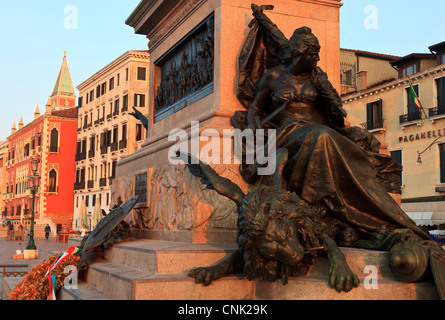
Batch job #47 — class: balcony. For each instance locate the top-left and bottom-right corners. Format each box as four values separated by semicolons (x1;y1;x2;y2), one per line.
88;149;95;159
113;108;119;117
101;146;108;155
106;114;112;121
77;152;87;162
87;180;94;189
121;105;128;113
429;106;445;119
119;139;127;150
362;118;384;131
399;111;422;125
99;178;107;187
110;142;118;152
74;181;86;191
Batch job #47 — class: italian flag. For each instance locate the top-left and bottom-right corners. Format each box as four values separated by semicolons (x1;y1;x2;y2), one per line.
408;77;422;112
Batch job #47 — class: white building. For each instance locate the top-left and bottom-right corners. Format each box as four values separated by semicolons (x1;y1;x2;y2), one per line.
73;50;150;229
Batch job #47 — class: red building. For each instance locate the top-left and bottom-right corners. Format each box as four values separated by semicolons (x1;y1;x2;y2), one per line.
4;53;78;235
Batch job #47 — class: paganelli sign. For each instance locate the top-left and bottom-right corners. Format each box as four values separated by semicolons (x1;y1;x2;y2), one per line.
153;14;214;122
398;128;445;143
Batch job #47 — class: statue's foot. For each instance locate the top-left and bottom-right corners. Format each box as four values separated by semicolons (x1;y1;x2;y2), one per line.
328;260;360;292
188;266;225;286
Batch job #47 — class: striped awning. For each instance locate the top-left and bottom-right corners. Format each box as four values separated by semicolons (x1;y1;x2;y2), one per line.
407;212;445;226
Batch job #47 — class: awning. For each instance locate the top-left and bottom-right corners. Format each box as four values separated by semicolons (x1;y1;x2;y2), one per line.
407;212;445;226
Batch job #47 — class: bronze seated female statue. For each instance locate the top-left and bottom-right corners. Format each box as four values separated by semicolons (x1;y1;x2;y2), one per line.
186;4;445;296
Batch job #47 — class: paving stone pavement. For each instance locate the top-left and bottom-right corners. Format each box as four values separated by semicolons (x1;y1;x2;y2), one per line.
0;237;79;299
0;237;74;266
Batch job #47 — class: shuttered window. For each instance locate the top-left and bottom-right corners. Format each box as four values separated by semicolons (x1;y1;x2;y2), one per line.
366;100;383;130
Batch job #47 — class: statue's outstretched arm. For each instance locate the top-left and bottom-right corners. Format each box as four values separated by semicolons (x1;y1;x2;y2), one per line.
250;4;288;48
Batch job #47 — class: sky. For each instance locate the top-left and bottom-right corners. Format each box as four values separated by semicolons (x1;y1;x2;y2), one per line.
0;0;444;141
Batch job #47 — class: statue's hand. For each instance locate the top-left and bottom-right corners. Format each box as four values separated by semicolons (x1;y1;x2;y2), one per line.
328;257;360;292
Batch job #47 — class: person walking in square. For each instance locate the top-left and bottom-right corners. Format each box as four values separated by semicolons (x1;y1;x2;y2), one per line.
44;224;51;240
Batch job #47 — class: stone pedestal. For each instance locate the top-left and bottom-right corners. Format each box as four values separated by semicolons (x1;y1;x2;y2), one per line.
118;0;343;243
57;238;440;300
24;249;39;260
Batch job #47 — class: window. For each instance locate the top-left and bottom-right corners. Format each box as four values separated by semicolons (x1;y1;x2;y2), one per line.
117;74;120;86
24;144;30;157
405;84;421;121
366;100;383;130
90;90;95;102
81;138;87;155
113;127;119;143
96;85;101;98
441;54;445;65
436;77;445;110
341;68;354;87
134;94;145;107
48;169;57;193
101;82;107;96
135;173;147;203
390;150;403;186
109;77;115;91
114;99;120;115
136;124;142;141
49;128;59;153
401;64;417;78
111;161;117;179
122;123;127;141
78;97;83;108
137;67;147;81
440;144;445;183
126;68;129;81
122;94;128;111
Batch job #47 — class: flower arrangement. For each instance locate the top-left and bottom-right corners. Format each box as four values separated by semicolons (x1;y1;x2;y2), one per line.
8;252;79;300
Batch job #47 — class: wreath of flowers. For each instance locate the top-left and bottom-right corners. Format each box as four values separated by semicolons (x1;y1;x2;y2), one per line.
8;252;79;300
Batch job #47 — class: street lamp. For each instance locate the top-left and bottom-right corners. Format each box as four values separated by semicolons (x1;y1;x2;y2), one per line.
26;158;40;251
416;136;445;166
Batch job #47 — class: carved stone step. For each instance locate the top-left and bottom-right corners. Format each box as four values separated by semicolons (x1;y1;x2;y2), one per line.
57;281;119;300
69;238;237;275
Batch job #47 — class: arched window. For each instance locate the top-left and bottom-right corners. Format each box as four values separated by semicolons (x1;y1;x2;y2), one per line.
48;169;57;193
50;128;59;153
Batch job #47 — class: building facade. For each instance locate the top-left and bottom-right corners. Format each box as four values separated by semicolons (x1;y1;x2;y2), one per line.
342;41;445;227
4;54;78;233
340;48;400;95
73;50;150;229
0;140;9;224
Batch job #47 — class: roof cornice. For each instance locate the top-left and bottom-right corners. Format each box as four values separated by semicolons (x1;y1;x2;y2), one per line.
76;50;149;91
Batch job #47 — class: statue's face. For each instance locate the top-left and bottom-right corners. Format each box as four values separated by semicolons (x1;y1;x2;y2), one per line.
298;47;320;72
254;218;304;266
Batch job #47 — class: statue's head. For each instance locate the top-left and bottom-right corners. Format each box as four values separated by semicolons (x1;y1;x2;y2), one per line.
236;185;325;281
278;27;321;70
289;27;320;55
